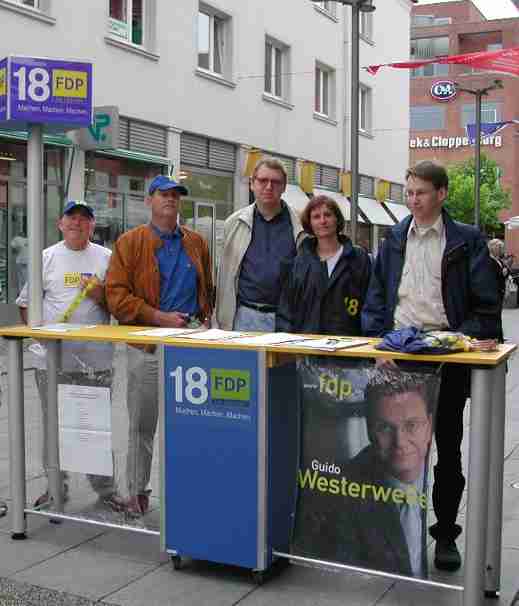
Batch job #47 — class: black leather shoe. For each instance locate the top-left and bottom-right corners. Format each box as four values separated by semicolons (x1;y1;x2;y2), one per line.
434;539;462;571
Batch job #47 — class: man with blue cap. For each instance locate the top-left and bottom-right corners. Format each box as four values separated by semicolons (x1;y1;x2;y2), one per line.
106;174;213;516
17;200;122;511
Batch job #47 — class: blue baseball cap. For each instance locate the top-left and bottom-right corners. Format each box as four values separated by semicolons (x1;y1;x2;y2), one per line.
148;175;189;196
63;200;95;219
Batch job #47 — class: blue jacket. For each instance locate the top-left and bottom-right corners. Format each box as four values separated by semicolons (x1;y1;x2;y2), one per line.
362;210;500;339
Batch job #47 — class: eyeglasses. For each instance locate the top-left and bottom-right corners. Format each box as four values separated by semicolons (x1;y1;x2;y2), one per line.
405;188;435;200
254;177;284;188
374;418;429;438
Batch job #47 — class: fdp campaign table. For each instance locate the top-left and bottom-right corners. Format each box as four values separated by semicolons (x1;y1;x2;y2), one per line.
0;323;514;606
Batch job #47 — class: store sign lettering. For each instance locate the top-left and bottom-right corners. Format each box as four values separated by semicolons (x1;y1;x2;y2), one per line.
431;80;457;101
410;134;502;150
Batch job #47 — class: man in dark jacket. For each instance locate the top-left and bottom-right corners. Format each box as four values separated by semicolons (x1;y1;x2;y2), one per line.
362;160;500;572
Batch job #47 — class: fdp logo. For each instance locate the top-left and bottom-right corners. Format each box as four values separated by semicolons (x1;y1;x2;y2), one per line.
211;369;251;402
430;80;457;102
170;365;251;405
0;68;6;96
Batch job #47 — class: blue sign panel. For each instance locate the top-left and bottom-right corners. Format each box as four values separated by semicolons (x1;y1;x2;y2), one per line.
164;346;260;569
0;58;7;122
3;56;93;126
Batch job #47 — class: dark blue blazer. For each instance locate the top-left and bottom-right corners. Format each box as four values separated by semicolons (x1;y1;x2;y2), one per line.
362;209;500;339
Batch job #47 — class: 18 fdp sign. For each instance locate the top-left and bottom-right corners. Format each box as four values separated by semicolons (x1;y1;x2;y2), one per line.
0;56;93;126
430;80;457;102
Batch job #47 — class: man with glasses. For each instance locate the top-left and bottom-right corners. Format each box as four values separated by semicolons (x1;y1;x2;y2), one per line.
335;371;436;577
216;157;305;331
362;160;500;572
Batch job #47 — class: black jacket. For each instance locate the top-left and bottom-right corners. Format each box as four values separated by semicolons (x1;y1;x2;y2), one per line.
276;235;371;335
334;445;428;578
361;210;500;339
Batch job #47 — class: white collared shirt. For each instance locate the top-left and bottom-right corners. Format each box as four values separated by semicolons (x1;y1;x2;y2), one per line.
394;215;448;331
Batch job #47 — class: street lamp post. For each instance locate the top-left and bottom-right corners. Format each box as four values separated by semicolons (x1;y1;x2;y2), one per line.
312;0;375;245
454;80;503;228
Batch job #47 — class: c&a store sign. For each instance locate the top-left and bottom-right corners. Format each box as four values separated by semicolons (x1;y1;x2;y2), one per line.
410;134;503;150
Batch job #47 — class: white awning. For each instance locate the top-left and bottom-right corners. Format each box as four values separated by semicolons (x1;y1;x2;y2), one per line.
383;201;410;222
283;184;310;214
505;216;519;230
358;196;394;226
313;188;366;223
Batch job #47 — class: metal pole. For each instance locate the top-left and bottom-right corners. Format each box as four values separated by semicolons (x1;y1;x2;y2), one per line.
485;362;506;597
350;1;360;245
474;92;482;228
27;123;44;326
7;338;27;539
464;366;494;606
46;340;63;511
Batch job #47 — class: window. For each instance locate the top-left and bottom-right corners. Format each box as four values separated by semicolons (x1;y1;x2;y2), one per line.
410;37;449;77
412;15;452;27
359;85;372;134
360;11;373;42
410;106;446;130
359;174;375;197
487;43;503;52
20;0;38;6
108;0;145;45
198;10;223;74
461;102;502;127
389;183;404;203
315;63;335;118
314;1;337;16
265;38;289;101
314;164;339;190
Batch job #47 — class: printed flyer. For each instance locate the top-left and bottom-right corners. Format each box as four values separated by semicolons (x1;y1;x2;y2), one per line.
291;358;440;579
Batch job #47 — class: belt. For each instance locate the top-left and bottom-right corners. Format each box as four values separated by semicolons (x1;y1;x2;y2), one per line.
239;300;277;313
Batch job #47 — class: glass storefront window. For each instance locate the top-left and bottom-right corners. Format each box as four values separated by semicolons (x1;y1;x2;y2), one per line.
0;140;64;304
85;155;163;248
180;170;234;269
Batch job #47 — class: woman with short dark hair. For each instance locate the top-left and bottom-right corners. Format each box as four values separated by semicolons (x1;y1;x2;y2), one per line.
276;195;371;335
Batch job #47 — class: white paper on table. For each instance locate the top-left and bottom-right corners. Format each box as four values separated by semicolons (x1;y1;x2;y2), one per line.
32;323;97;332
128;327;197;337
182;328;248;341
279;337;370;351
58;384;113;476
230;332;310;346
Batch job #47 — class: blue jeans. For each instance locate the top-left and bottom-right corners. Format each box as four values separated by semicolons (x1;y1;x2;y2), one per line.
233;305;275;332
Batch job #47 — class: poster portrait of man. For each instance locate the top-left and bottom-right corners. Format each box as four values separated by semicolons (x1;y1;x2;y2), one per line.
291;361;439;580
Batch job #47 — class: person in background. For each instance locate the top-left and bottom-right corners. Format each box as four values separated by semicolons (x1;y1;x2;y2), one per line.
488;238;509;340
16;200;122;511
105;175;213;516
215;158;305;331
276;195;370;335
362;160;500;572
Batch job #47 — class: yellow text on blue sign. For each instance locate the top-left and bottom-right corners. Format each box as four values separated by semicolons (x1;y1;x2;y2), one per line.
0;68;6;96
53;69;88;98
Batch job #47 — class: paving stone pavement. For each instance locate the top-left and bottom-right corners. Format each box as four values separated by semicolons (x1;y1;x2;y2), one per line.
0;311;518;605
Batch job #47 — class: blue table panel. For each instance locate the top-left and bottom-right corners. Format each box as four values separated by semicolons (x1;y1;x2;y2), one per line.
164;346;260;569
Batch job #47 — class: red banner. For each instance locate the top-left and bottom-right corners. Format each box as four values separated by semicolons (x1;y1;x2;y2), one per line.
367;47;519;77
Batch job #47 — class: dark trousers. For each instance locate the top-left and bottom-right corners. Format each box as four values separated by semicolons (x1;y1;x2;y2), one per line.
429;363;471;543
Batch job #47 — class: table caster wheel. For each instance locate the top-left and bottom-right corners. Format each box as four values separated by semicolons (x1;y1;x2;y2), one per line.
252;570;265;585
171;555;182;570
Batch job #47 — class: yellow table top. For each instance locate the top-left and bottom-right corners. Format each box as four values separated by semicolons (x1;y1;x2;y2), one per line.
0;324;515;367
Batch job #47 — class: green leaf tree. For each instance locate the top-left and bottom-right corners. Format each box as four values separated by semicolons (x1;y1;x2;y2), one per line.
445;154;511;237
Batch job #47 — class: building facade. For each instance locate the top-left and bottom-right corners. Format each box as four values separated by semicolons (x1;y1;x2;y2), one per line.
410;0;519;256
0;0;413;321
